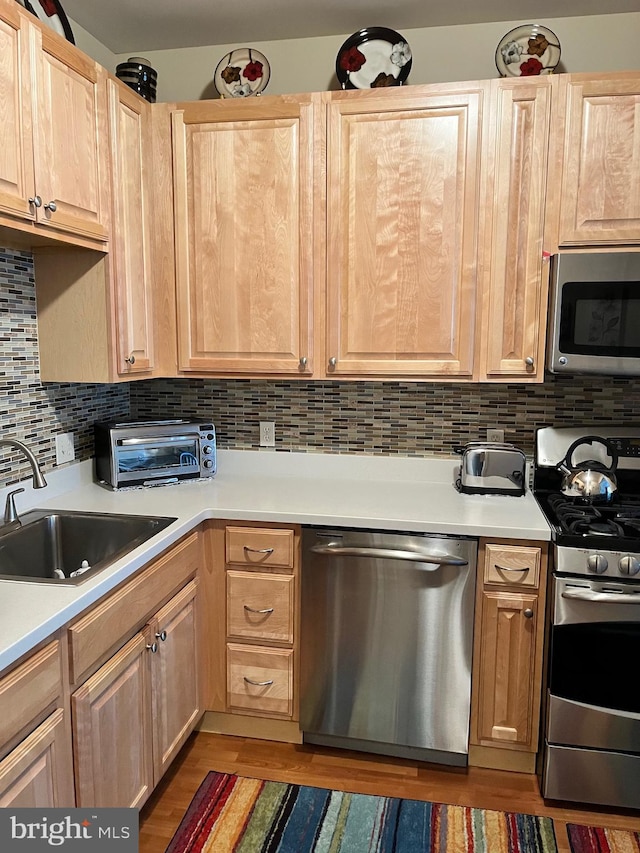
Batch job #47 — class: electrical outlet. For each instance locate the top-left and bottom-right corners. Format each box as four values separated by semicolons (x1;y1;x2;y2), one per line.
487;428;505;444
259;421;275;447
55;432;75;464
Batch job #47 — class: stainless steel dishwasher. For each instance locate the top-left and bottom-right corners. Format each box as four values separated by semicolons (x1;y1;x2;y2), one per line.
300;527;478;766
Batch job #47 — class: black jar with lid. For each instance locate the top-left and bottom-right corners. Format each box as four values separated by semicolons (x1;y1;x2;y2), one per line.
115;56;157;103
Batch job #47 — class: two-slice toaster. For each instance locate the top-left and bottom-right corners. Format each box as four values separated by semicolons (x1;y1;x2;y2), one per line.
456;442;527;496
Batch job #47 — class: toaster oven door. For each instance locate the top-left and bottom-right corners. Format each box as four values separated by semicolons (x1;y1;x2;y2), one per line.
114;433;201;485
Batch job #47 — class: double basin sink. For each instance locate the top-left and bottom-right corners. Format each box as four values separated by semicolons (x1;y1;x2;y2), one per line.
0;509;176;585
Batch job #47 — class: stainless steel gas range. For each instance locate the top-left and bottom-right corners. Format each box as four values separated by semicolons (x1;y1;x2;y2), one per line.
534;427;640;811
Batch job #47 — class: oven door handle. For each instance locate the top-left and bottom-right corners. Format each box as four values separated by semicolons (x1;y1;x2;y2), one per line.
561;588;640;605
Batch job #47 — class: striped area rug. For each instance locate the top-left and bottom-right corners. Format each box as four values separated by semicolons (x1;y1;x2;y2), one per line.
165;771;559;852
567;824;640;853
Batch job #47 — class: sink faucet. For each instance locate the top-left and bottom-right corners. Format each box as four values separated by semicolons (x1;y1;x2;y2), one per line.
0;438;48;526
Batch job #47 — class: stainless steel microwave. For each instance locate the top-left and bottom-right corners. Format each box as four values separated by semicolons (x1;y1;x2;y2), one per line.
94;419;216;489
547;252;640;376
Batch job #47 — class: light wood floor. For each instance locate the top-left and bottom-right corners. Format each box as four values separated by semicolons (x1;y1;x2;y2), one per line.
139;732;640;853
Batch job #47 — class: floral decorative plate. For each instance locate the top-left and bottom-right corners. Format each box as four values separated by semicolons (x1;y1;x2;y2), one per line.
16;0;75;44
495;24;560;77
213;48;270;98
335;27;412;90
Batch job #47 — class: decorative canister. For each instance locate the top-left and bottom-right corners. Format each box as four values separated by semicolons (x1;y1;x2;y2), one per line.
115;56;158;103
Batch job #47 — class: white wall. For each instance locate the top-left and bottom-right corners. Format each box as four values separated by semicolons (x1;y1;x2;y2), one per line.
70;18;117;72
105;12;640;103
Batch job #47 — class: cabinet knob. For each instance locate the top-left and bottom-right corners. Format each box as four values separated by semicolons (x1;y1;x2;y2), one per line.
146;641;158;653
525;356;535;369
523;608;534;619
328;357;337;369
43;201;57;213
125;354;136;365
299;356;308;370
28;195;42;208
155;630;167;642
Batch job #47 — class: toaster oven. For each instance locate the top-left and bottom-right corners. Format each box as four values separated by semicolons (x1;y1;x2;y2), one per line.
94;419;216;489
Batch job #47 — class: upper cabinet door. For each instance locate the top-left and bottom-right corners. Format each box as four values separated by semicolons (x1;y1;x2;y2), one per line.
481;79;552;382
172;96;315;375
0;4;35;221
107;79;154;376
325;85;486;379
31;27;108;241
555;74;640;245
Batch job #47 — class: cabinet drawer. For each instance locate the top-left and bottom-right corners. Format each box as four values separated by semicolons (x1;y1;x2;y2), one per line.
0;641;61;751
68;531;200;685
226;527;294;570
227;644;293;717
227;572;294;643
484;544;540;588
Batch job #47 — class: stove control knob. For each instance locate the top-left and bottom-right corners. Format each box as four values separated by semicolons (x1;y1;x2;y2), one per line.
587;554;608;574
619;555;640;576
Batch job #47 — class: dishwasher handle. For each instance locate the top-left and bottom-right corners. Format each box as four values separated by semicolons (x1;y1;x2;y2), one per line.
309;543;468;567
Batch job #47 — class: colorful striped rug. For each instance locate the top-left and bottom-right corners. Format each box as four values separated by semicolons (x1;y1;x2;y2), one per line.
165;771;559;852
567;823;640;853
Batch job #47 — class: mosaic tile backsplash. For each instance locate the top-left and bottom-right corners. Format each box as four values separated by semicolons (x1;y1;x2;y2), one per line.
0;248;129;488
3;246;640;493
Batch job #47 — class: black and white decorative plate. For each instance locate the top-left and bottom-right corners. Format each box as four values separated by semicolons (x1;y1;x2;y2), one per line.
16;0;75;44
335;27;412;90
213;48;270;98
495;24;560;77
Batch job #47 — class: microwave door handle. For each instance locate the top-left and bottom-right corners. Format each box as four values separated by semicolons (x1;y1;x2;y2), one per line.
118;435;196;446
561;588;640;605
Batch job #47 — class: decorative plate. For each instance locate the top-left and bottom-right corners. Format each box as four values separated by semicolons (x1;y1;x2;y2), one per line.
213;48;270;98
16;0;75;44
495;24;560;77
335;27;412;90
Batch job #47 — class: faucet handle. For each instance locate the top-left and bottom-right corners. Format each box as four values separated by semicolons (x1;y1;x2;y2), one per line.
4;488;25;525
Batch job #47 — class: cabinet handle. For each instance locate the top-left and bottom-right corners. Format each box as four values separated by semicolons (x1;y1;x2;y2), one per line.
243;546;274;555
244;677;274;687
125;354;136;365
328;357;337;369
243;605;274;615
495;564;530;573
299;356;308;370
523;609;534;619
155;630;167;641
146;641;158;653
525;356;535;369
43;201;57;213
28;195;42;208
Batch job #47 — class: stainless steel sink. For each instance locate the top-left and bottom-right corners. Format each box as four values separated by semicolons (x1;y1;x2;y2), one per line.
0;509;176;585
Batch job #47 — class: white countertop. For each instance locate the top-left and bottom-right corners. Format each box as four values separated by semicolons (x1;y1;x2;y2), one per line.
0;449;551;673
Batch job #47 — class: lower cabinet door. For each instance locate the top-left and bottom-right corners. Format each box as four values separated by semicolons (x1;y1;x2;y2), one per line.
0;709;73;807
150;580;200;778
72;632;154;808
475;590;538;748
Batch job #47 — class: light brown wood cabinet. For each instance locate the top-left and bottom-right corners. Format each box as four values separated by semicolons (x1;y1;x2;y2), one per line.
34;76;156;383
0;3;108;246
325;83;487;379
470;539;548;773
70;534;202;808
480;78;552;382
171;96;315;376
0;640;74;807
201;522;300;724
548;72;640;247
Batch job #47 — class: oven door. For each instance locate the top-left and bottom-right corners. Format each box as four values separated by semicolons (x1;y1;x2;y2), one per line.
114;433;202;486
543;574;640;807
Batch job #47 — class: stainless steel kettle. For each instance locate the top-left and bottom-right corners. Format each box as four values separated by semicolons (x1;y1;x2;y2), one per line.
556;435;618;501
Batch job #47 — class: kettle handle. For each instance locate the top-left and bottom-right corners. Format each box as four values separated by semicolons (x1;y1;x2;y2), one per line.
560;435;619;475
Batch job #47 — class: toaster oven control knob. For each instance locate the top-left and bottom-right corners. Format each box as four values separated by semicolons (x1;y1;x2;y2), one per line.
203;459;214;469
587;553;608;574
203;445;213;454
619;555;640;576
